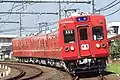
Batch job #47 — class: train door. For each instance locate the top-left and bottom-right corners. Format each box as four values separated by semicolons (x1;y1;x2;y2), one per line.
77;26;92;57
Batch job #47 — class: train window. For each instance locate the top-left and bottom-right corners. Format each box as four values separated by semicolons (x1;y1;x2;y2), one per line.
92;26;104;40
80;28;88;40
63;29;75;43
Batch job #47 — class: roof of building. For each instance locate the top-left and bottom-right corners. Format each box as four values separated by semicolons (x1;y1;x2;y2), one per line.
0;35;17;38
107;21;120;28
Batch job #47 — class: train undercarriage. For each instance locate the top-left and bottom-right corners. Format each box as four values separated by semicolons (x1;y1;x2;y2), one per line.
16;57;107;75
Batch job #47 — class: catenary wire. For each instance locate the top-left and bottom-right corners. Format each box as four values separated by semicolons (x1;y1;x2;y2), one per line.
98;0;118;11
105;7;120;17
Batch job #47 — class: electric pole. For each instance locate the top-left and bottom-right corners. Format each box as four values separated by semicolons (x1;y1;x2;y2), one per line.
92;0;95;14
19;13;22;37
59;0;61;19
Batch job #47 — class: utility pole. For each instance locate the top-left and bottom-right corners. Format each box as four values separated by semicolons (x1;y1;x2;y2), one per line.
19;13;22;37
92;0;95;14
58;0;61;19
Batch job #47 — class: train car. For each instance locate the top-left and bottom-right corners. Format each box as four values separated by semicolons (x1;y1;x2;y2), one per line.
12;12;109;74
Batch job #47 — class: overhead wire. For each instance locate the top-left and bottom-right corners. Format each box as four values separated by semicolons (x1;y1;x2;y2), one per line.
97;0;120;11
24;2;76;33
23;3;72;33
98;0;118;11
105;7;120;17
0;3;24;29
0;1;76;34
0;2;36;33
0;28;18;32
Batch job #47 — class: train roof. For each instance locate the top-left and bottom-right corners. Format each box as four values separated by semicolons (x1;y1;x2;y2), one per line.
59;12;104;23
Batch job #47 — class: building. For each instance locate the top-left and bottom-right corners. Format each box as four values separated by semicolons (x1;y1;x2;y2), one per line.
107;21;120;39
0;35;17;60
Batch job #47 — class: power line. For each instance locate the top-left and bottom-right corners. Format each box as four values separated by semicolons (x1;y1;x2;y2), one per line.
105;7;120;17
98;0;118;11
23;22;57;29
63;0;77;17
97;1;120;11
0;28;18;33
0;0;91;35
0;11;58;15
0;21;19;23
0;0;91;4
0;21;57;33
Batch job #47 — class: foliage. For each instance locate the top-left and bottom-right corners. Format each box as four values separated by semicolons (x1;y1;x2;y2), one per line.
109;40;120;59
107;63;120;75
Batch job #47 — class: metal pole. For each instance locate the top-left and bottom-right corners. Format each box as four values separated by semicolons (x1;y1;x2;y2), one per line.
92;0;95;14
38;23;42;33
59;0;61;19
19;13;22;37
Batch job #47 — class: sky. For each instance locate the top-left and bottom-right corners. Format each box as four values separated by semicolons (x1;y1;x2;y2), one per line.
0;0;119;36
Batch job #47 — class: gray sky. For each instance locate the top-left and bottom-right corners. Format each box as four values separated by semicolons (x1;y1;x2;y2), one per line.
0;0;119;36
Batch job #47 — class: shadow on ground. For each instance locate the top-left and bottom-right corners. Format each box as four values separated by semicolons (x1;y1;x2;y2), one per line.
75;71;115;78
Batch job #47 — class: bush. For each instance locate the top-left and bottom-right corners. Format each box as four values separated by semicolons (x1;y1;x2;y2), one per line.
109;40;120;59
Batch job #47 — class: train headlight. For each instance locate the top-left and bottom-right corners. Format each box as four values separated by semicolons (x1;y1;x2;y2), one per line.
101;43;106;48
65;47;69;52
96;44;100;48
70;46;75;51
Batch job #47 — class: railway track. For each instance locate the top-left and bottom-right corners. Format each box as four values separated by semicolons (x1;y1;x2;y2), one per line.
0;61;119;80
0;62;42;80
72;75;108;80
71;71;119;80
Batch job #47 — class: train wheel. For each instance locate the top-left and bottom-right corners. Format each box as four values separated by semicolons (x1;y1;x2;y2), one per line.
50;59;55;66
38;59;42;64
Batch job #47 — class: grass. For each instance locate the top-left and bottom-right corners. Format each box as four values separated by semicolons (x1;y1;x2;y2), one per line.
107;63;120;75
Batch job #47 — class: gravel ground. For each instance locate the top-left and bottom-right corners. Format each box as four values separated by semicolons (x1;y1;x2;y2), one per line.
1;62;120;80
32;65;120;80
31;66;72;80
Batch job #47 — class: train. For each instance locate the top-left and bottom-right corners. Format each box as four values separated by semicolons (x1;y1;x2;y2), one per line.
12;12;109;75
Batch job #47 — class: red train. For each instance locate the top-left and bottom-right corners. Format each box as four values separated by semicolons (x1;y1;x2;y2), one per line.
12;12;109;74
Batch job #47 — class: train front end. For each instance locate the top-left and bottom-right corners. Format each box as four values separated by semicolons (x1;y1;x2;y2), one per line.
59;13;109;74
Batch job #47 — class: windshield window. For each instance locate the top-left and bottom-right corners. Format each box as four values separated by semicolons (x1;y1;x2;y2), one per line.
92;26;104;40
63;29;75;43
79;28;88;40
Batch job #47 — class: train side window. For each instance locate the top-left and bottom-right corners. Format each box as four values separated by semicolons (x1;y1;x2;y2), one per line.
92;26;104;40
79;28;88;40
63;29;75;43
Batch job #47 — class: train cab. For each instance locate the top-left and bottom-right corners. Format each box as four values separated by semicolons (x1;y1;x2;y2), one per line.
59;12;109;73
